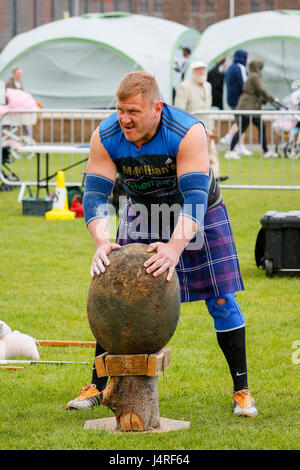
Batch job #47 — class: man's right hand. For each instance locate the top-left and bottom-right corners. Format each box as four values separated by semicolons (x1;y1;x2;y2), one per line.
90;242;121;277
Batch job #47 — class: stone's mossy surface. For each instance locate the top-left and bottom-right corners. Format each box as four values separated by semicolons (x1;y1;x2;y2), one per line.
87;243;181;354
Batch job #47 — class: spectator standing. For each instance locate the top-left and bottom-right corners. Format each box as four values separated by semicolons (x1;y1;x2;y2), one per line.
207;57;226;110
222;50;252;158
5;66;34;138
227;59;278;159
5;66;24;91
175;60;228;182
176;47;192;81
172;47;191;103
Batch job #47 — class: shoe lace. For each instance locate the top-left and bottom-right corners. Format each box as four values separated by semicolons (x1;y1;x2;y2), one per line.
79;383;92;395
234;389;252;406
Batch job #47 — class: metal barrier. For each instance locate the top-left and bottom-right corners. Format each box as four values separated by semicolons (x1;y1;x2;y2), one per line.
1;108;299;196
192;109;300;190
0;108;113;198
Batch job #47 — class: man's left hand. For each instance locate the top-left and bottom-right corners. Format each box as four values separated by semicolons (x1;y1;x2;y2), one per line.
144;241;181;281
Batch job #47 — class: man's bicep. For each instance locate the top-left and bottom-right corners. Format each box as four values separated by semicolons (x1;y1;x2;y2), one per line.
176;123;209;177
86;128;117;181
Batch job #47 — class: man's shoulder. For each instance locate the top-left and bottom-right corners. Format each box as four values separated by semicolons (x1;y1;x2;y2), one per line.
162;103;199;132
99;112;121;142
176;77;194;91
160;104;202;155
5;79;14;88
226;62;240;76
181;77;193;85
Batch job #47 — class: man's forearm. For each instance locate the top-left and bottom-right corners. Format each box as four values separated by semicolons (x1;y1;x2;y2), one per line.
168;214;198;255
87;217;110;249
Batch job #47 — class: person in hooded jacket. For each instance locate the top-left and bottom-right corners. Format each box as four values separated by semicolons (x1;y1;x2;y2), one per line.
222;50;252;158
227;59;278;159
175;61;228;181
225;50;248;109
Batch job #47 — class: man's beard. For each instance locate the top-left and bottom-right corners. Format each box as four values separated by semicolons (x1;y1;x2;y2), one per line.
193;74;206;84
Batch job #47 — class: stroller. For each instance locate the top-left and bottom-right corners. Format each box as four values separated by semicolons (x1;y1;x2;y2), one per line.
0;88;38;189
272;90;300;159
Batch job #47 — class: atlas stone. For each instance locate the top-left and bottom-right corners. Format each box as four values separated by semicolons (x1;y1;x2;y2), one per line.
84;243;189;432
87;243;181;355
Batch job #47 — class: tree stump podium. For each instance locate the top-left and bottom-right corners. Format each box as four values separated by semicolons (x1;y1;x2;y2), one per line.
83;244;189;433
84;348;190;433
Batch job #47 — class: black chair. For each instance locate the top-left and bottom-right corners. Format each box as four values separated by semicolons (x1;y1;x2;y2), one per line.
0;146;19;191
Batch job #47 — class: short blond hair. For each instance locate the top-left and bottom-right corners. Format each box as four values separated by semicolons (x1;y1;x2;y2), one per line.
116;71;161;103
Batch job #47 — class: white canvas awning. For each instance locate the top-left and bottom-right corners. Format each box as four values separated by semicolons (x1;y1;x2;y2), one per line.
0;12;200;108
190;10;300;102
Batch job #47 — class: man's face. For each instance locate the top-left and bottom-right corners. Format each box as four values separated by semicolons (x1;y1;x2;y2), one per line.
192;66;207;84
13;68;22;81
193;67;206;78
116;93;163;147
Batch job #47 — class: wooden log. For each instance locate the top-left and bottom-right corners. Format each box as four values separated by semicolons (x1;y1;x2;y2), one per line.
105;354;148;376
95;351;108;378
96;349;171;432
0;366;24;370
147;348;171;377
38;340;96;347
100;376;160;432
94;348;171;378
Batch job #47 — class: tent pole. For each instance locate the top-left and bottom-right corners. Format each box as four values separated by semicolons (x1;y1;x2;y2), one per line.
74;0;80;16
229;0;235;18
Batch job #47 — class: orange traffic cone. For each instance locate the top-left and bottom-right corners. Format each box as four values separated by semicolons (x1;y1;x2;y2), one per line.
45;171;76;220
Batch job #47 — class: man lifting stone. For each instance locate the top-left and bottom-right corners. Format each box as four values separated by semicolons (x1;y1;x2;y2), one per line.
66;71;257;417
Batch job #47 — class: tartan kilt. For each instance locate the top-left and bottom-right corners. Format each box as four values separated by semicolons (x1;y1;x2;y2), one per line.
116;200;244;303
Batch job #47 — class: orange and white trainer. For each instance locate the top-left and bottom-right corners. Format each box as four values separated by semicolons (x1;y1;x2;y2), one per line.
66;383;101;410
233;389;258;417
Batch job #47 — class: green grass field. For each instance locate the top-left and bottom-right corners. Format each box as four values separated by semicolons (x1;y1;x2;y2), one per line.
0;153;299;450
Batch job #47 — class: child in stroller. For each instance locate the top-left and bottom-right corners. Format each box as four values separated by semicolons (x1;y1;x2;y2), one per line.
272;90;300;159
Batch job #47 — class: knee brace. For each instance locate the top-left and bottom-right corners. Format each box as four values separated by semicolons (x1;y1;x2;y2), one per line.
205;293;245;332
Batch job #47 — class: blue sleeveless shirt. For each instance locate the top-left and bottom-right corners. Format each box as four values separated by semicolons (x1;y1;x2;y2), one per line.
99;103;221;208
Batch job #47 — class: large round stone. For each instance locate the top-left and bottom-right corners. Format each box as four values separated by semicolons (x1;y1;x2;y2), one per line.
87;243;181;354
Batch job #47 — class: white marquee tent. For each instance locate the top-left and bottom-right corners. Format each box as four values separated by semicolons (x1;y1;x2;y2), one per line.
191;10;300;104
0;12;200;108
